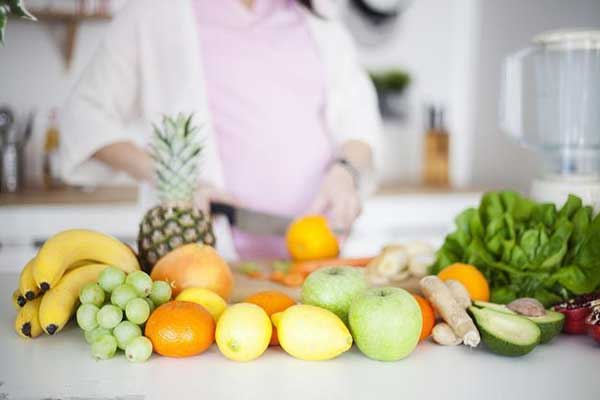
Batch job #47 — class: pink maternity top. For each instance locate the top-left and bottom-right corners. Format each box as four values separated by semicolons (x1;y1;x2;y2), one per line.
193;0;334;259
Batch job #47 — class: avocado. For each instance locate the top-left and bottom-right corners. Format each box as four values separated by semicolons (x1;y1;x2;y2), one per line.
526;311;564;344
473;300;564;343
473;300;517;314
469;307;541;357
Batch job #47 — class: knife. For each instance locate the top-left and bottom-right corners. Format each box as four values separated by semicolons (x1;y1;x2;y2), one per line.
210;202;294;236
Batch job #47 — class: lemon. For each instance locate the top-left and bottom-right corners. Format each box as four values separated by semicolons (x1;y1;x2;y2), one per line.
272;304;353;361
176;287;227;321
216;303;272;362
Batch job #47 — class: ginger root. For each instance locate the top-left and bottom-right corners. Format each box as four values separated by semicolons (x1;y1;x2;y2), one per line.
408;253;435;278
366;245;410;284
420;276;480;347
445;280;472;309
432;323;463;346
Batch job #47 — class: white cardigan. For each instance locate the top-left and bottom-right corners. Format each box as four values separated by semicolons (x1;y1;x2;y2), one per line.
60;0;382;191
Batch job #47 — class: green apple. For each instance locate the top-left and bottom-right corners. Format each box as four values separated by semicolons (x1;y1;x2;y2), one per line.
301;266;367;325
349;287;422;361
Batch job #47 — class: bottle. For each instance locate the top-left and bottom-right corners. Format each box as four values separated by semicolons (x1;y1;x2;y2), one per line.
422;105;450;187
43;109;62;190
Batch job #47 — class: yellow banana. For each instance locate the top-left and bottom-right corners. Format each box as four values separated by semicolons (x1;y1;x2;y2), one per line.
39;263;110;335
69;259;96;269
33;229;140;291
14;296;43;339
19;258;42;300
12;289;27;311
19;258;92;303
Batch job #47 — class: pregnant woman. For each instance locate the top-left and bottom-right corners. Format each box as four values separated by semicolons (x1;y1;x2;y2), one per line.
60;0;381;260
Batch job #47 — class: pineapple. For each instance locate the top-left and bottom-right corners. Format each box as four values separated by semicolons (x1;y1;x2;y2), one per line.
138;114;216;272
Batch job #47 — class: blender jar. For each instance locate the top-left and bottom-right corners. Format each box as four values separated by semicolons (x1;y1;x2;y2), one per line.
501;29;600;208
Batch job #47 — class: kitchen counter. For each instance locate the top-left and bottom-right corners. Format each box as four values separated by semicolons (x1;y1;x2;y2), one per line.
0;189;483;272
1;271;599;400
0;183;486;206
0;186;138;206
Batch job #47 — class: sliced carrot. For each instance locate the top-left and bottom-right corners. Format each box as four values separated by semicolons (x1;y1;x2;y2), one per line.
239;262;265;280
245;271;264;280
289;257;374;276
282;272;304;287
269;270;286;283
272;260;292;274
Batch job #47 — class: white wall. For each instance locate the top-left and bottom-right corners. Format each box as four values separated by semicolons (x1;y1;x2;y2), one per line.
353;0;477;185
469;0;600;191
0;22;105;109
358;0;600;189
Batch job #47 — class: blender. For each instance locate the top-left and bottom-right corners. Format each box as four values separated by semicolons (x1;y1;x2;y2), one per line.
500;29;600;210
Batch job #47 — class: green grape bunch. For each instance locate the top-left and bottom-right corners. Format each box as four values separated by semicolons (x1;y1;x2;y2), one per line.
0;0;36;43
77;267;171;363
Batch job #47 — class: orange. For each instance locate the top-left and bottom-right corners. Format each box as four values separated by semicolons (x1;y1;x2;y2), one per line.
286;216;339;261
438;263;490;302
145;301;215;358
413;294;435;341
151;244;234;300
244;291;296;346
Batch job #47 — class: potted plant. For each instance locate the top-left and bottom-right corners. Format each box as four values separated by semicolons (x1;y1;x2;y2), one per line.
0;0;36;43
369;69;411;119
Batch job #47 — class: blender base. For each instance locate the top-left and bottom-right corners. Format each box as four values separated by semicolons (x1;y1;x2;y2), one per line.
531;176;600;211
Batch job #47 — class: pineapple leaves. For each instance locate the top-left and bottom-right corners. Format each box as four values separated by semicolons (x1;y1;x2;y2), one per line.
151;113;205;203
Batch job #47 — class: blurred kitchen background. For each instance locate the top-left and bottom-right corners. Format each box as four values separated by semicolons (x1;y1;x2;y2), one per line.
1;0;599;268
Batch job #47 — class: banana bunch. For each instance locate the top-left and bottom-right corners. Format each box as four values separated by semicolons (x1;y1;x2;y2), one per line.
12;229;141;339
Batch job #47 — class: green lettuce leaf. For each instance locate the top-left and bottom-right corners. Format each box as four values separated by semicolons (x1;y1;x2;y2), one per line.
430;191;600;306
558;194;582;220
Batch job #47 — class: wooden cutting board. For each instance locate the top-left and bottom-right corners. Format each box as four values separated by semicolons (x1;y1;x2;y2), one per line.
230;264;422;303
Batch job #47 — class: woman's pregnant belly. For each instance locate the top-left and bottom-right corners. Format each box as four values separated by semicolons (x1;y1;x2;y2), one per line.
196;2;333;259
222;114;334;260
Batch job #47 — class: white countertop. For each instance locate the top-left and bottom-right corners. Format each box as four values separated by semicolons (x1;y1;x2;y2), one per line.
2;272;599;400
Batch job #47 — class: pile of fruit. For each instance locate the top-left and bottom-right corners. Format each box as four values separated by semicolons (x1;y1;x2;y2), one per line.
11;138;600;366
10;227;236;362
10;227;428;362
139;263;425;362
13;224;598;365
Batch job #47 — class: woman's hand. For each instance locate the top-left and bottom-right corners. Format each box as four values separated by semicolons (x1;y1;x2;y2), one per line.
195;182;238;214
308;163;362;234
